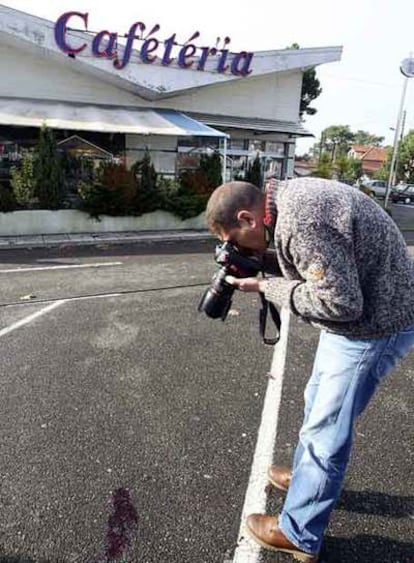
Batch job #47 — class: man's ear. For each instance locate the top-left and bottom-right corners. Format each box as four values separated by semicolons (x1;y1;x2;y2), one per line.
236;209;257;228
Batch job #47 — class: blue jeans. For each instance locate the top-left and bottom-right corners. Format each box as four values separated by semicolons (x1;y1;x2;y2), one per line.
278;324;414;555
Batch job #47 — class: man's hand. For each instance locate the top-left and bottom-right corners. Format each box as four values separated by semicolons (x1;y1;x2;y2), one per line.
225;275;267;293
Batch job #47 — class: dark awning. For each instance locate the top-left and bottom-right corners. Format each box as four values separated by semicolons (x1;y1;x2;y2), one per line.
185;111;312;137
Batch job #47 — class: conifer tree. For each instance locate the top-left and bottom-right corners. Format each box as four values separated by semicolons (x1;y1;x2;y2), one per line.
34;125;65;209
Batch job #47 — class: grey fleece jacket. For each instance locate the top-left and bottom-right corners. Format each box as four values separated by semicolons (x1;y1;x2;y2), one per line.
264;178;414;338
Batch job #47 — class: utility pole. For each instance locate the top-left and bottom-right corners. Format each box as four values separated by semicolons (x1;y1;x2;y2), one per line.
385;56;414;209
393;109;406;186
318;130;325;163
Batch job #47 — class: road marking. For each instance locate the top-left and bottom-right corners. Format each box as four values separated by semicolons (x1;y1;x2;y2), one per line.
232;308;291;563
0;300;66;338
0;262;122;274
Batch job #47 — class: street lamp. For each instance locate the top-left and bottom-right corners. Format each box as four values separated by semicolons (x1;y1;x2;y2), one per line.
385;57;414;209
389;110;406;186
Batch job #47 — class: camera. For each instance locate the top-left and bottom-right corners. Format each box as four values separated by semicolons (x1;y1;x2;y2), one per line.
198;241;262;320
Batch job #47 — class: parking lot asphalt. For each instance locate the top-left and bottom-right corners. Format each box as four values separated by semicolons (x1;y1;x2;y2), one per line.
0;240;413;563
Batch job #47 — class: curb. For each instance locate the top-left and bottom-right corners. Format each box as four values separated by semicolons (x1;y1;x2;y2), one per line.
0;231;214;251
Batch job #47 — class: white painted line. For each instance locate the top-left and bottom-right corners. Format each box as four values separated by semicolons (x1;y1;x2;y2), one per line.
0;262;122;274
0;300;66;338
232;308;291;563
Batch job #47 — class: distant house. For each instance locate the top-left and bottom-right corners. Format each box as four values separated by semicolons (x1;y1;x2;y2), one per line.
348;145;388;177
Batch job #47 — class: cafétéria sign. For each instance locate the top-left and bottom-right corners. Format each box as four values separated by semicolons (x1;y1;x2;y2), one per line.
54;12;254;77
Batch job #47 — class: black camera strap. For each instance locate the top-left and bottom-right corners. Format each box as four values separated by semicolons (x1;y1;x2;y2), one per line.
259;291;281;346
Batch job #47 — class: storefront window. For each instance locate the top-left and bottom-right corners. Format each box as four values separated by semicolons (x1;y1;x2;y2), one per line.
265;141;285;156
176;151;201;172
0;141;23;185
229;138;248;150
263;158;283;180
228;154;248;180
248;140;265;152
177;136;220;149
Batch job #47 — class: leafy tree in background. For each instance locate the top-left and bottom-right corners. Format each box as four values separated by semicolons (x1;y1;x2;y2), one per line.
312;153;332;179
288;44;322;119
300;68;322;118
353;130;384;146
322;125;355;161
34;125;65;209
311;127;386;163
395;129;414;183
335;155;362;183
348;157;363;181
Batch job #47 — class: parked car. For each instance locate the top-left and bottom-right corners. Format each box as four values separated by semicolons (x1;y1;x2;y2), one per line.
360;180;389;199
391;184;414;204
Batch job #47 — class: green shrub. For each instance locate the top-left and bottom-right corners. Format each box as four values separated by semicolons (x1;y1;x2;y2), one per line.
245;153;263;188
159;170;212;220
200;151;222;188
10;151;36;207
34;125;65;209
131;150;159;214
0;184;17;212
78;162;137;218
312;153;333;179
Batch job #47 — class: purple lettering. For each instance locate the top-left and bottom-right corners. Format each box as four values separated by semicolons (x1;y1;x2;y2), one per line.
141;38;159;63
54;13;254;76
231;52;254;76
178;44;197;68
92;30;118;59
217;36;231;73
114;21;145;70
54;11;88;55
162;34;177;66
197;46;217;71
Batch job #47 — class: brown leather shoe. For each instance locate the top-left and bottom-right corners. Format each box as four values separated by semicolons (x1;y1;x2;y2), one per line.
267;465;292;492
246;514;318;562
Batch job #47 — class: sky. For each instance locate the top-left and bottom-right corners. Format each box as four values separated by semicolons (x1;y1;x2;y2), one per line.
2;0;414;154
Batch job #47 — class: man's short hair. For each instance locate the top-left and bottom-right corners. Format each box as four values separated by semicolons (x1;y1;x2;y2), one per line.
206;181;264;233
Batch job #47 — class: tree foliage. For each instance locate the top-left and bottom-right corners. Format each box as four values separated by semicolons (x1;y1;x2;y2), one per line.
300;67;322;118
10;151;36;206
396;129;414;183
78;161;136;218
288;43;322;119
322;125;355;161
34;125;65;209
131;149;158;213
200;150;222;188
353;130;384;146
312;153;332;179
245;154;263;188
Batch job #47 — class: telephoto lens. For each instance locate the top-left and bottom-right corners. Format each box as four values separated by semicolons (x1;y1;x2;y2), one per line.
197;267;235;320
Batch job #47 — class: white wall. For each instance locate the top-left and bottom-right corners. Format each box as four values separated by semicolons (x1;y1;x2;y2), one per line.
0;42;302;122
160;72;302;122
0;43;150;107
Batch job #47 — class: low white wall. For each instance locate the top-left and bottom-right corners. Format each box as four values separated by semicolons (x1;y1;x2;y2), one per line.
0;209;207;236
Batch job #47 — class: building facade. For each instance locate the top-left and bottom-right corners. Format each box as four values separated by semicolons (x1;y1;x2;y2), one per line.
0;5;342;188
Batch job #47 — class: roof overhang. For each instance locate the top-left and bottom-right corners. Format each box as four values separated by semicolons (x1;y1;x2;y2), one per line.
0;4;343;101
0;97;228;138
186;112;312;137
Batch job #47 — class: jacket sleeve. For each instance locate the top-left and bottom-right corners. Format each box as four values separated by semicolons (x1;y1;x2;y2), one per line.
264;222;364;322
